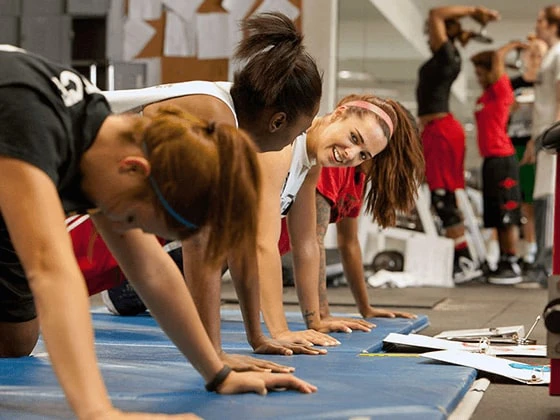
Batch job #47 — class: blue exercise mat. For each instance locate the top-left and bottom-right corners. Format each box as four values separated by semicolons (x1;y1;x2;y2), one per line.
0;310;476;420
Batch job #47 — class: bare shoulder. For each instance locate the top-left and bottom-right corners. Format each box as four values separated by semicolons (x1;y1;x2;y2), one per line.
258;145;293;186
144;94;236;126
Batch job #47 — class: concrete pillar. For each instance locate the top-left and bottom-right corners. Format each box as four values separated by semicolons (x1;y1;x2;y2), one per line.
302;0;338;115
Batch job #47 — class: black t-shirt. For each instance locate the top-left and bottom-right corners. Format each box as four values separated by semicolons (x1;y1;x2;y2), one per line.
416;41;461;116
0;45;111;214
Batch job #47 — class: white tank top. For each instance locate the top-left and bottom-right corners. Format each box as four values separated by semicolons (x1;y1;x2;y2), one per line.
280;133;316;216
102;81;238;127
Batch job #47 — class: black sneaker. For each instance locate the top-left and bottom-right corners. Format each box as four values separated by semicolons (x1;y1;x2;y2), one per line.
488;256;522;285
101;280;147;316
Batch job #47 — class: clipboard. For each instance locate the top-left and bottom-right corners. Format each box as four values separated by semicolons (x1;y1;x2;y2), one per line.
433;325;526;344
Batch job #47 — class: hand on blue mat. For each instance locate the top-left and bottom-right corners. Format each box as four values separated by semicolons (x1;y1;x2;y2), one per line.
220;351;295;373
274;329;338;350
315;316;375;333
252;336;326;356
218;371;317;395
360;307;418;320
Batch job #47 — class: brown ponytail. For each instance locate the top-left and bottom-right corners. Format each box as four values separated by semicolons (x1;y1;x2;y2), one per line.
139;107;260;266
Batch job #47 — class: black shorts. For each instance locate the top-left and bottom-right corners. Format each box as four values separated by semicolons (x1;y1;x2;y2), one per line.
0;222;36;322
482;155;522;228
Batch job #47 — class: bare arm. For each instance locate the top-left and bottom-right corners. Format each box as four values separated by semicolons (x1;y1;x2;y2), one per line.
93;215;225;382
256;149;291;338
490;41;529;85
335;217;370;315
256;150;335;349
428;5;499;52
181;230;225;354
315;193;332;319
288;165;322;329
0;157;112;419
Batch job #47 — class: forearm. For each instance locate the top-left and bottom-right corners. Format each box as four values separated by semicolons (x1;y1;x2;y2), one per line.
228;249;268;349
315;193;332;319
95;221;224;382
292;242;322;329
128;245;223;380
182;237;223;352
258;244;290;337
30;268;111;419
317;241;330;318
338;242;371;316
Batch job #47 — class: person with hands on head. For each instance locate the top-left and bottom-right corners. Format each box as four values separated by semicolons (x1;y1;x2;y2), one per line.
471;40;529;284
417;4;500;285
0;45;316;420
258;94;424;341
94;11;325;369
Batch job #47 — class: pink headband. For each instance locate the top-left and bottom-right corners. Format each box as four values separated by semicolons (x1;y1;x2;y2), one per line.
343;100;394;138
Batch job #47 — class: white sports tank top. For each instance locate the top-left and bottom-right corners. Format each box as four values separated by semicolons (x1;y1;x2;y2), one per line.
102;81;237;127
280;133;316;216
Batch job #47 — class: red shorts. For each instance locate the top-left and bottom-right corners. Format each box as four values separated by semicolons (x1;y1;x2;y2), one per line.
68;217;123;296
68;217;165;296
422;114;465;191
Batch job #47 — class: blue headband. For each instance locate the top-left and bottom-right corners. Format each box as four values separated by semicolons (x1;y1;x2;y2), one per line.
143;142;198;230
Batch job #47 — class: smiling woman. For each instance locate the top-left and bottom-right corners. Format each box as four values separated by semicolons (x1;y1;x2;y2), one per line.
257;93;425;343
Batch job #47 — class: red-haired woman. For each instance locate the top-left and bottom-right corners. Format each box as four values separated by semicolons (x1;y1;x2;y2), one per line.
0;46;315;420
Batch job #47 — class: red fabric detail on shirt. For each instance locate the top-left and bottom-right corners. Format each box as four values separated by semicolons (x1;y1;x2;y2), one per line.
475;74;515;158
316;166;365;223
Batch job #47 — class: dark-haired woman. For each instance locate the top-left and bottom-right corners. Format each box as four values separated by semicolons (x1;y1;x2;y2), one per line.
417;5;499;284
0;45;316;420
96;12;325;370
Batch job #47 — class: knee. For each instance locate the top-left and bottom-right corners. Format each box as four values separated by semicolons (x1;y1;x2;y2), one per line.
432;189;462;228
0;320;39;357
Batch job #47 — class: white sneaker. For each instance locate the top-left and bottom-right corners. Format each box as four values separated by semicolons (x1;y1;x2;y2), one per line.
453;256;483;284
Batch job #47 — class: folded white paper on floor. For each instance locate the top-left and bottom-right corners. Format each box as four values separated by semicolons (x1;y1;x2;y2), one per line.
383;333;546;357
420;350;550;385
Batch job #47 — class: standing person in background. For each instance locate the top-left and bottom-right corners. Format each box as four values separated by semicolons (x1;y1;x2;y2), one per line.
521;5;560;280
417;5;500;284
471;40;528;285
508;36;549;270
